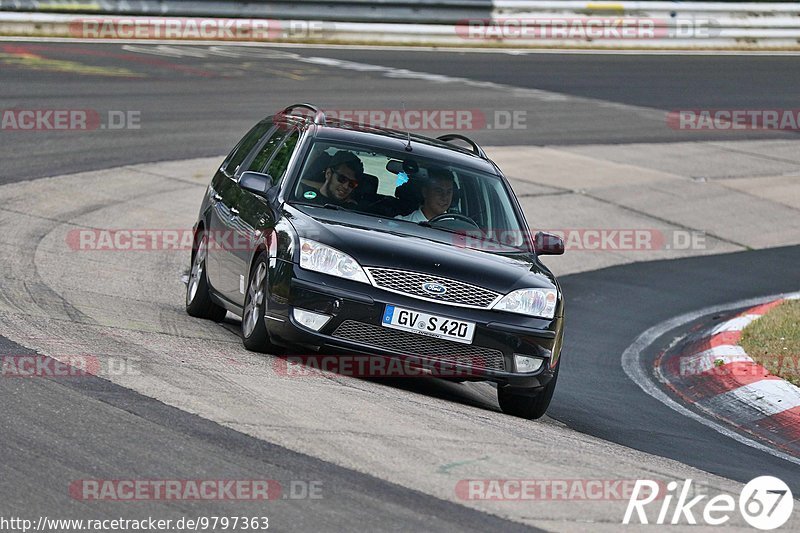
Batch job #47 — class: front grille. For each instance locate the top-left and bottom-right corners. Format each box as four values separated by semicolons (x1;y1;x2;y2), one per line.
366;267;500;308
332;320;505;371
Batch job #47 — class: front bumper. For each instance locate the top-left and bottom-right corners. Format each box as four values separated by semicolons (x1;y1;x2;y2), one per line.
266;259;563;390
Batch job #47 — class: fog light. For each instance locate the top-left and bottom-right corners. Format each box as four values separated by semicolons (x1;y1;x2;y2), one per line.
293;308;331;331
514;354;544;373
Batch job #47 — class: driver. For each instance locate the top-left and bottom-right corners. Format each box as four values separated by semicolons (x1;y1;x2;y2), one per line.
396;167;454;223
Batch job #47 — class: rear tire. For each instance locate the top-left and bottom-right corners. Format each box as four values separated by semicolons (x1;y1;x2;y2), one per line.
497;359;560;420
241;252;280;353
186;231;227;322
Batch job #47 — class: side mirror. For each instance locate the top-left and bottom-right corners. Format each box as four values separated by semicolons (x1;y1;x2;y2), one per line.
534;231;564;255
240;171;279;203
239;171;273;195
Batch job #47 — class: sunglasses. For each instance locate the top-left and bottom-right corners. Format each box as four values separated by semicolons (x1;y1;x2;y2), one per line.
333;171;359;189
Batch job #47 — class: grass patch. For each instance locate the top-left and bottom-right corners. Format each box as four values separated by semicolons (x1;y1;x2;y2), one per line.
740;300;800;386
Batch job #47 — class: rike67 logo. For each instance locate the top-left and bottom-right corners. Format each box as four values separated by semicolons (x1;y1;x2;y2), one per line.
624;476;794;530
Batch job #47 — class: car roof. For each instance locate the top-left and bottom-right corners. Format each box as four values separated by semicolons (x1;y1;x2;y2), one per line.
273;107;502;176
311;125;500;174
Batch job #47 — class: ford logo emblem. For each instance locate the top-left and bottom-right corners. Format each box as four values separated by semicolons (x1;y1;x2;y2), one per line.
422;282;447;295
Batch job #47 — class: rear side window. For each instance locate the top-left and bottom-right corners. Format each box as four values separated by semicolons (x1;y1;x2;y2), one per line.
246;128;287;174
221;120;273;177
264;130;300;184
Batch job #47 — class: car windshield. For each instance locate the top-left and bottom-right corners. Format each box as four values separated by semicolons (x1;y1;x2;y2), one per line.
288;139;531;252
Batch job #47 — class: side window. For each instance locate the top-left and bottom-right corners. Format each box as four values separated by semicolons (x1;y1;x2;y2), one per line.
246;129;287;174
221;120;273;177
264;130;300;185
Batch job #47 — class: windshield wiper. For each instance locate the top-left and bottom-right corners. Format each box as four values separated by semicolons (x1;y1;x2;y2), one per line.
416;222;467;237
290;201;343;210
294;201;379;217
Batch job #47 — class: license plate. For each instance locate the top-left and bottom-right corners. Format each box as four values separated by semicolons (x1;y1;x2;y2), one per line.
381;305;475;344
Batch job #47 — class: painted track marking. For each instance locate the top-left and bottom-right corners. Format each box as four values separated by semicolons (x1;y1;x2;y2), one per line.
621;291;800;467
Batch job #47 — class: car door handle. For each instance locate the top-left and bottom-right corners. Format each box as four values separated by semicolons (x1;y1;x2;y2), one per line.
230;208;240;216
213;194;223;202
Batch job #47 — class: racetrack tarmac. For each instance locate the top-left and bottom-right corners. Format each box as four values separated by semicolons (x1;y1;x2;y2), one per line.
2;41;799;182
1;41;799;531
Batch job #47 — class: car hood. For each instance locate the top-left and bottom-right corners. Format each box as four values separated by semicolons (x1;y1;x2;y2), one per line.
285;204;557;293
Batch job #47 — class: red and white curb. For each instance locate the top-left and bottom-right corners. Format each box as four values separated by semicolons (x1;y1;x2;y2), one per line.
658;294;800;456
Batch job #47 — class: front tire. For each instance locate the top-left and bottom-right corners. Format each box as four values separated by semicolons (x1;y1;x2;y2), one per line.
241;252;280;353
186;231;227;322
497;359;560;420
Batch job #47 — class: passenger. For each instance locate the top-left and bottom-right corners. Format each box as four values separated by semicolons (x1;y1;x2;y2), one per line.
300;150;364;206
396;167;454;222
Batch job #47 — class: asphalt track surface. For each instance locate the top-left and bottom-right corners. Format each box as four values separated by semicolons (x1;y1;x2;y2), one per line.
2;42;799;182
0;334;532;532
1;41;800;528
558;246;800;491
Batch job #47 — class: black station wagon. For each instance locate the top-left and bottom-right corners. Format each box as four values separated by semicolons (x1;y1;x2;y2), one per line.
186;103;566;419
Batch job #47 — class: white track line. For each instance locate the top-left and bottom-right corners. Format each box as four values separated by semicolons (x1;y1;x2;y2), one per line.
2;36;800;55
622;291;800;467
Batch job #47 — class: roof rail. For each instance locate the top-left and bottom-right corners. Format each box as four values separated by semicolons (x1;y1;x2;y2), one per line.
282;103;326;126
436;134;488;160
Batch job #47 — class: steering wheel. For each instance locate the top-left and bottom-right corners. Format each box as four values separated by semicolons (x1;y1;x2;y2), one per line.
427;213;481;229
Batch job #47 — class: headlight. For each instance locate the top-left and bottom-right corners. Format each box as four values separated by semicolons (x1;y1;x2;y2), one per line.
492;288;558;319
298;238;369;284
